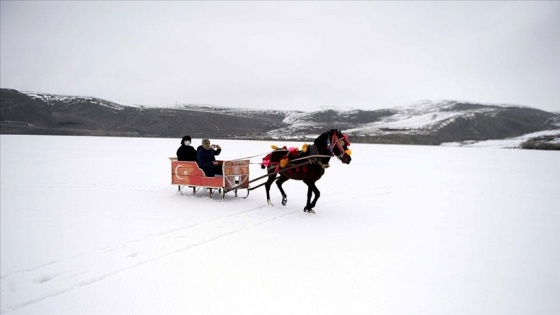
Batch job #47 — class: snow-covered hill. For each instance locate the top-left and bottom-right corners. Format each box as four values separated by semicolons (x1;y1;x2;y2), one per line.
264;100;560;148
23;91;131;111
442;129;560;149
347;100;498;135
1;88;558;147
273;100;556;136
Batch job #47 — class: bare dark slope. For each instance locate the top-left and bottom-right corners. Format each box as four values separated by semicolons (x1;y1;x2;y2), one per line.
0;89;286;138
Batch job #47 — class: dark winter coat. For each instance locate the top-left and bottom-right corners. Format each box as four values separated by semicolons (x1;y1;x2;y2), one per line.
177;145;197;161
197;147;222;176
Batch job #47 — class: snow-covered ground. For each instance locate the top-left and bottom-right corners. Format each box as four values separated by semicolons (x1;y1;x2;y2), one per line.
1;135;559;315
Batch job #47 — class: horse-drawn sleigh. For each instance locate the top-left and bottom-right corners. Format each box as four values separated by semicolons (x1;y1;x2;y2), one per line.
170;159;250;199
169;129;352;213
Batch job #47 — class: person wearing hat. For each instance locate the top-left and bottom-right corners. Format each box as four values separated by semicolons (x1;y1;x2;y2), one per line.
176;135;197;161
197;138;223;176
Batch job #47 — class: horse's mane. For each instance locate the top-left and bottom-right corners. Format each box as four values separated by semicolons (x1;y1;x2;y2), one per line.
314;130;335;164
313;131;329;147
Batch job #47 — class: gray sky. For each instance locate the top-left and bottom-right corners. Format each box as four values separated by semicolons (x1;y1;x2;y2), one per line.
1;1;559;112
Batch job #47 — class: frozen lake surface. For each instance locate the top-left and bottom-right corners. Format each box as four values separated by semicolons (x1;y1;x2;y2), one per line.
1;135;559;314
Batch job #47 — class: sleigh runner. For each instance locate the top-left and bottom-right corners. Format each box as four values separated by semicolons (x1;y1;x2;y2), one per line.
170;158;250;199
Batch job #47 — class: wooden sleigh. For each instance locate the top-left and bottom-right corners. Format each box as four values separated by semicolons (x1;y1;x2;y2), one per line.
169;158;250;200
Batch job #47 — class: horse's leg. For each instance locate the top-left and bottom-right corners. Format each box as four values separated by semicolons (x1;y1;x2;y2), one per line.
309;181;320;209
276;175;289;206
264;172;277;206
303;180;320;213
303;182;314;213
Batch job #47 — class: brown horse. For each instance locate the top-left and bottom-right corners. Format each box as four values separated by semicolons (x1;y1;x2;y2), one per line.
262;129;352;213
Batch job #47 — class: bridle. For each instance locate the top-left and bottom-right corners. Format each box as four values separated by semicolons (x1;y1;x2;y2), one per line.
328;131;349;160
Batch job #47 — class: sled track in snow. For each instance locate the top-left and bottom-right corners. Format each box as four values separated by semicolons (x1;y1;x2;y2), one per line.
0;204;298;314
6;182;168;194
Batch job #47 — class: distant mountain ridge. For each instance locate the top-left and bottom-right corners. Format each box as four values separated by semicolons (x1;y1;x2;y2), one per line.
1;88;559;148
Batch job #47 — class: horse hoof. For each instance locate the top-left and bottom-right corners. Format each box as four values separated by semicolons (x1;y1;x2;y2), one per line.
303;207;316;214
282;196;287;206
267;200;274;207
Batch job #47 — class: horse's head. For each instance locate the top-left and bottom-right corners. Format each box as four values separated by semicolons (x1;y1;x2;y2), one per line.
330;129;352;164
315;129;352;164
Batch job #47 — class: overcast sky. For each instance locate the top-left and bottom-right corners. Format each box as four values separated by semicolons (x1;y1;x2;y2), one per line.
1;1;559;112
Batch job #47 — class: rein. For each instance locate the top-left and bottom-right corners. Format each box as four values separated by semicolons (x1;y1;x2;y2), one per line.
229;131;348;166
226;159;313;193
230;150;285;162
286;154;333;164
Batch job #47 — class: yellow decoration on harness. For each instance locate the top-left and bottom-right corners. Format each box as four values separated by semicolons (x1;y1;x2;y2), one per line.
346;149;352;156
271;145;279;150
280;157;289;168
302;143;309;153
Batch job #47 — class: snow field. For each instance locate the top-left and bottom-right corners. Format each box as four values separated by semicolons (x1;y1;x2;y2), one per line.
1;135;559;314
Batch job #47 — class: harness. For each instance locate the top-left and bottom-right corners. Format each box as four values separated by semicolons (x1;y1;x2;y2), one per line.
262;131;350;172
